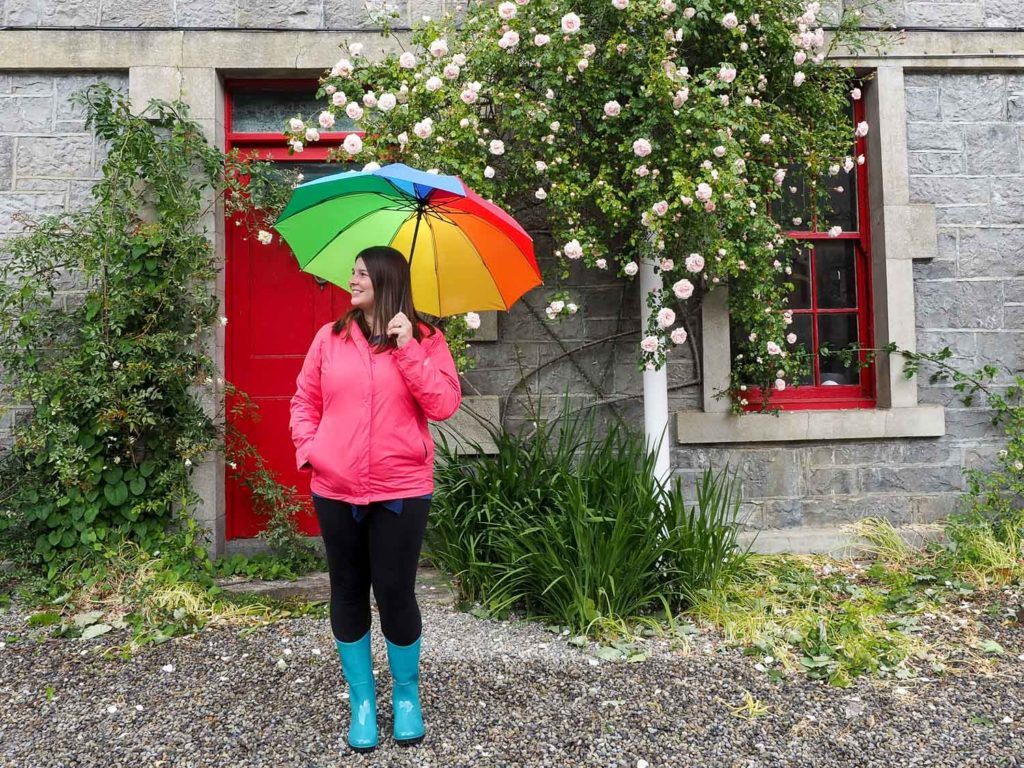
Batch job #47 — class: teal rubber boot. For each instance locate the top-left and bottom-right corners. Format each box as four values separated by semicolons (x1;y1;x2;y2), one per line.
385;636;425;745
335;632;379;753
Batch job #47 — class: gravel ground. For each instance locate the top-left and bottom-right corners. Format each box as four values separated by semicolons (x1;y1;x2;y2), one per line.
1;592;1022;768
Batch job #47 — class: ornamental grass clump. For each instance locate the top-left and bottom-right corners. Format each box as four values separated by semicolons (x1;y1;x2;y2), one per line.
428;409;749;634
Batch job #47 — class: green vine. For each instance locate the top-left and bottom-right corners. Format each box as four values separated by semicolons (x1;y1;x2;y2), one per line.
0;83;315;579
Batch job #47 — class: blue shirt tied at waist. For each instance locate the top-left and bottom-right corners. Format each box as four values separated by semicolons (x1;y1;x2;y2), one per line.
351;494;432;522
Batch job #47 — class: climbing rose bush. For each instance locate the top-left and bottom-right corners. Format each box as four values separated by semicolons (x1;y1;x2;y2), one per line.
288;0;871;405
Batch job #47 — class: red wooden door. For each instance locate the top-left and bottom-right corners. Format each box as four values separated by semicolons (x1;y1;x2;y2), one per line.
225;163;352;539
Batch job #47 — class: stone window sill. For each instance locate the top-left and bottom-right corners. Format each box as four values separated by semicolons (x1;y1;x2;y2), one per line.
675;404;945;444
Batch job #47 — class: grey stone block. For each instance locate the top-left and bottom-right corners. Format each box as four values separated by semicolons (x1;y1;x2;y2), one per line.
892;115;942;155
943;407;1004;439
990;179;1024;225
861;465;965;494
904;2;984;25
99;0;175;25
845;0;905;25
983;0;1024;26
909;176;990;207
804;467;859;496
14;177;68;192
912;494;962;522
237;0;323;29
0;96;52;133
15;135;95;179
907;151;963;176
913;258;956;280
916;330;977;368
9;74;52;96
737;450;804;499
41;0;100;25
68;179;98;210
964;125;1020;175
1005;278;1024;303
325;0;389;29
958;226;1024;277
931;205;989;227
0;192;67;234
915;279;1003;329
0;137;12;190
976;330;1024;381
905;88;941;122
176;0;238;26
4;0;41;25
1009;96;1024;123
939;75;1006;122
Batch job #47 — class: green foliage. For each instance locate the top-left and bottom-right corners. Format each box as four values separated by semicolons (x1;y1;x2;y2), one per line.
288;0;891;403
0;84;227;573
428;408;749;634
0;84;321;584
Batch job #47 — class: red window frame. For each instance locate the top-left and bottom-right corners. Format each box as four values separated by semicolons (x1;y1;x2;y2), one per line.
743;95;875;411
224;77;362;160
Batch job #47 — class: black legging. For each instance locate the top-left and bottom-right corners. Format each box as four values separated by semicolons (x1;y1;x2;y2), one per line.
312;494;430;646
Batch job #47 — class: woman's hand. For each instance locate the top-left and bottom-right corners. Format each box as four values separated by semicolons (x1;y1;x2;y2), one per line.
387;312;414;348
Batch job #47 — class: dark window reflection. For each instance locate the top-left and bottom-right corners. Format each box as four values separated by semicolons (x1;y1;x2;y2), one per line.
233;88;357;134
788;313;814;385
818;313;860;386
786;246;812;310
815;241;858;309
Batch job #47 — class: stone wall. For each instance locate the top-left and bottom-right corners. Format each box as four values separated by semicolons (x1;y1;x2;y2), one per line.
4;0;1023;31
0;71;127;443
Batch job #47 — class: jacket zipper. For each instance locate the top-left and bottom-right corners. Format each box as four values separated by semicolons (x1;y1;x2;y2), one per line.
367;345;373;501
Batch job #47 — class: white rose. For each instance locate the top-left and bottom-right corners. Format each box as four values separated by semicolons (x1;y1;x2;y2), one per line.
331;91;348;107
465;311;482;330
563;239;584;259
489;139;506;155
426;76;443;92
318;111;335;129
342;133;363;156
399;52;417;69
345;103;364;120
673;278;694;299
624;261;639;276
377;93;396;111
288;117;304;132
484;166;495;178
429;38;449;57
257;230;273;245
561;12;581;33
604;100;622;117
304;127;320;143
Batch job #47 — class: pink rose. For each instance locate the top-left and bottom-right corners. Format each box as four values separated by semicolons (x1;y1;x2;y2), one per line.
342;133;362;155
671;327;688;345
652;200;669;216
640;336;659;353
673;278;694;299
685;254;704;273
722;12;738;28
718;65;737;83
657;307;676;328
633;138;652;157
399;52;417;69
561;12;581;33
604;100;622;117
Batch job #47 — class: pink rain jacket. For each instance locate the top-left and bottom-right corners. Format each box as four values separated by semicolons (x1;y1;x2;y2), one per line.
289;320;462;503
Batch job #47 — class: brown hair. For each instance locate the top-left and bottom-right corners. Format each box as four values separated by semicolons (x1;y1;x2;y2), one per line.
333;245;434;351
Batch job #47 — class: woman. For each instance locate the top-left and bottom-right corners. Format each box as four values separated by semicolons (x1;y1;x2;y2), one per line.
289;245;462;753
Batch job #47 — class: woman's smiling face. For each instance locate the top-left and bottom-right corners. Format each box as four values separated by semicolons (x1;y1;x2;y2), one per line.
349;257;375;313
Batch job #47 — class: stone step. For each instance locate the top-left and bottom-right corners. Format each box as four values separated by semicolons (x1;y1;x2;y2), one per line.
216;565;455;605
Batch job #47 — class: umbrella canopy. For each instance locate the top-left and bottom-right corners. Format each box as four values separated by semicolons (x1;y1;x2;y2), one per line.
273;163;542;317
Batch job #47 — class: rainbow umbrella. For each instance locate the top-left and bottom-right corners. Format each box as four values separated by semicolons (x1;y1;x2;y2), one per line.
272;163;542;317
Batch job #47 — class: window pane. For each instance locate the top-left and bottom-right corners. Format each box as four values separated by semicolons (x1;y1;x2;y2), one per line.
786;245;812;309
818;313;860;386
790;313;814;385
815;241;858;309
770;163;813;231
269;161;357;184
824;160;857;232
232;88;357;134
